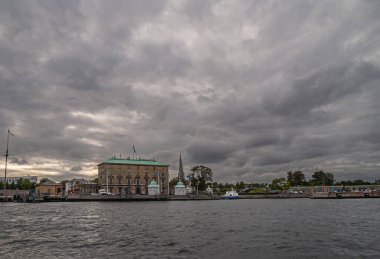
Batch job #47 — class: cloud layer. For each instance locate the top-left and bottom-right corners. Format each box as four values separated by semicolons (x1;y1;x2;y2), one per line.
1;0;380;182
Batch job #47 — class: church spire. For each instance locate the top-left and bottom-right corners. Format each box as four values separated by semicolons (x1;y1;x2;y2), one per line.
178;153;185;182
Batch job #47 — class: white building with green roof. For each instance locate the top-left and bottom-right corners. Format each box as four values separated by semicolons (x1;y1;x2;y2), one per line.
97;156;169;195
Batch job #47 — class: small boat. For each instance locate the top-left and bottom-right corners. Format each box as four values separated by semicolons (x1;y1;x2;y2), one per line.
224;189;239;199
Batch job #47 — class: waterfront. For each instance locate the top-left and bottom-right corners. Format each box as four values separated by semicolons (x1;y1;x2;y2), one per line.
1;199;379;259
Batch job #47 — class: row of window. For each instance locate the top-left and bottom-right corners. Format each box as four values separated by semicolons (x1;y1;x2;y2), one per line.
103;176;166;186
100;171;167;179
100;165;166;171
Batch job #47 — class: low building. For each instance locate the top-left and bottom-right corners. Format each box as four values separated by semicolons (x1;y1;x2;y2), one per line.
64;178;98;196
148;180;160;195
174;181;186;195
98;156;169;195
35;179;62;197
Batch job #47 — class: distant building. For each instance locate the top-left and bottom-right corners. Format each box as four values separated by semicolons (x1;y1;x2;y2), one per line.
64;178;98;196
35;179;62;197
97;156;169;195
148;180;160;195
0;175;38;184
174;181;186;195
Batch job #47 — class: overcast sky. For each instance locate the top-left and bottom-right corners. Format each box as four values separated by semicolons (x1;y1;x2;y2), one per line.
1;0;380;183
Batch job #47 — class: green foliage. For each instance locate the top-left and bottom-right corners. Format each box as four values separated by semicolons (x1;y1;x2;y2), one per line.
248;188;267;194
212;182;234;194
188;165;213;191
17;178;35;190
169;177;179;188
287;171;306;186
270;178;290;191
310;171;334;186
335;179;373;186
235;181;246;190
91;178;98;184
9;182;16;189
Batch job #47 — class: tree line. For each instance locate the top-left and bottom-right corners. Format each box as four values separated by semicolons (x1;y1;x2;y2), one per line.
169;166;379;194
270;170;377;191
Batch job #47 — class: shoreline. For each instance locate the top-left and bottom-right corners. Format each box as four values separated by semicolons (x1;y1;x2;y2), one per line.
3;191;380;203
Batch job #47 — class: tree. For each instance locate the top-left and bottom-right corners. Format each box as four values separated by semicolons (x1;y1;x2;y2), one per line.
169;177;179;188
235;181;246;190
310;171;334;186
352;179;371;185
270;178;290;191
188;166;213;191
17;178;34;190
9;182;16;189
287;171;306;186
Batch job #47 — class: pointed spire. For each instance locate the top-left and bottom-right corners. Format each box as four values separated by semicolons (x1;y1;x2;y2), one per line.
178;153;185;182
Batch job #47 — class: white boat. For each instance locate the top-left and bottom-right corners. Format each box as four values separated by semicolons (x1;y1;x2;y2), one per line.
224;189;239;199
99;189;114;195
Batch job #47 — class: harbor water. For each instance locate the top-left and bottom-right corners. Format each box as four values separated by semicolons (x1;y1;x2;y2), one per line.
0;199;379;258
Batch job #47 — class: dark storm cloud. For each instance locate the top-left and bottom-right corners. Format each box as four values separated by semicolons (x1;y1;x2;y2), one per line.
9;157;28;165
70;165;82;172
186;141;235;164
1;0;380;183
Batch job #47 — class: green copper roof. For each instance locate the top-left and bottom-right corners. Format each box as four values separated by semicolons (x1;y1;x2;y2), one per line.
99;157;169;166
175;181;185;188
148;180;159;187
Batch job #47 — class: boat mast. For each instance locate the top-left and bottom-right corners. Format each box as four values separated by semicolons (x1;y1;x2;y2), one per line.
3;129;14;191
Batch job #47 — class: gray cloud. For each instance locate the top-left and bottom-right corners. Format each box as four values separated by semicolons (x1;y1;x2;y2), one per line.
1;0;380;182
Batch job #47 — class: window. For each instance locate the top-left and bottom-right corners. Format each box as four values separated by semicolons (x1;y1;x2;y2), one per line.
118;187;122;193
118;176;122;185
136;178;140;185
127;178;131;185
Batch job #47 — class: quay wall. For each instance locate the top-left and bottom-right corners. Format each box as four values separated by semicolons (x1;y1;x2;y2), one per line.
311;191;380;199
239;193;309;199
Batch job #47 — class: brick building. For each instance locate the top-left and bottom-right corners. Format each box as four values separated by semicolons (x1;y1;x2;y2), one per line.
97;157;169;195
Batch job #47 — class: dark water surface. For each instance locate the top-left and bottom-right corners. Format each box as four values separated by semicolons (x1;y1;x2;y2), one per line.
1;199;379;258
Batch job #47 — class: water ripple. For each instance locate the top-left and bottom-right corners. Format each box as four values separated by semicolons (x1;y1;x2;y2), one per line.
0;200;379;258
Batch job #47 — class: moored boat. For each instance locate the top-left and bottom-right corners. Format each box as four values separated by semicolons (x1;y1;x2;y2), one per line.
224;189;239;199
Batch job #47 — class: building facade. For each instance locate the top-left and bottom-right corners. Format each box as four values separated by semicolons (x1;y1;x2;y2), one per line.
64;178;98;196
97;157;169;195
35;179;62;197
